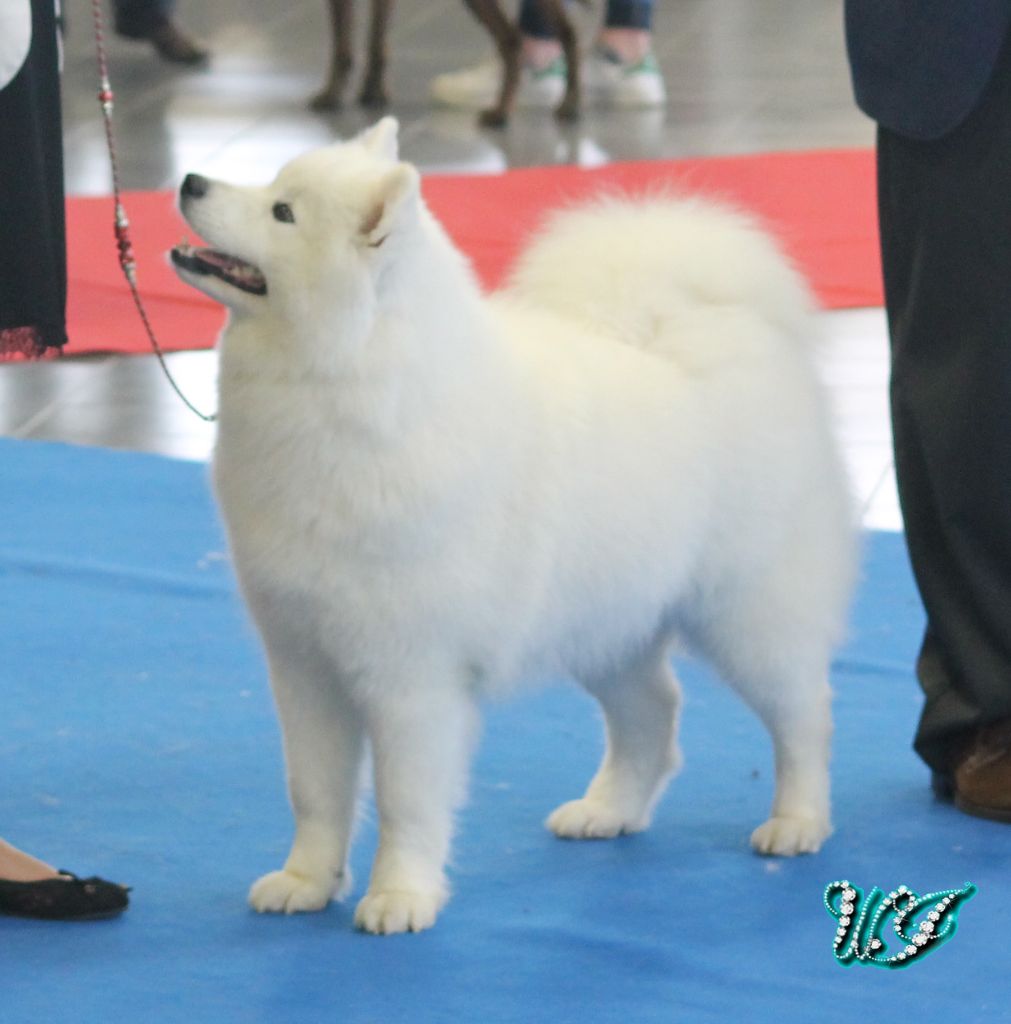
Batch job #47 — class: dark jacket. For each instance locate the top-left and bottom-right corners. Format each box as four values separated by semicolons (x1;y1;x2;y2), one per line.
845;1;1011;139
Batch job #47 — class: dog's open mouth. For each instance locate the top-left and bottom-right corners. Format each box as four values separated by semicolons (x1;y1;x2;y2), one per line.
171;242;267;296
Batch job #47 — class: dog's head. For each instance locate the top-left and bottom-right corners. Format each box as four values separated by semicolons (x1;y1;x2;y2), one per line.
170;117;420;318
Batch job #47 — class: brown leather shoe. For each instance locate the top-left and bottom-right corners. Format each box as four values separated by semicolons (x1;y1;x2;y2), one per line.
150;21;209;66
937;718;1011;823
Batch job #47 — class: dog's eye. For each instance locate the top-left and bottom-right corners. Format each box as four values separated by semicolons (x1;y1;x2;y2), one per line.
272;202;295;224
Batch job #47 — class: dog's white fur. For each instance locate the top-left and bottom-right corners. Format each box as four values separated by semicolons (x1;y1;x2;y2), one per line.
173;118;856;935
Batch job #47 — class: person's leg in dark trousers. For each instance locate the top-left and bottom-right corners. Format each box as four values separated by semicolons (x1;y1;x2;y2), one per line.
877;33;1011;811
0;0;66;358
519;0;664;106
519;0;654;36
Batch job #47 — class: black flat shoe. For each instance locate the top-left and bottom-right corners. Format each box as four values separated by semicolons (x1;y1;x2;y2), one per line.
0;872;130;921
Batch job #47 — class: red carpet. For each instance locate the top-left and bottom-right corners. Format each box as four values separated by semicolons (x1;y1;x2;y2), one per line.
66;149;881;356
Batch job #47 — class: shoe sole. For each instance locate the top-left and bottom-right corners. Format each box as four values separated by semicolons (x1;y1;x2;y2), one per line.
953;793;1011;824
934;770;1011;822
0;906;127;922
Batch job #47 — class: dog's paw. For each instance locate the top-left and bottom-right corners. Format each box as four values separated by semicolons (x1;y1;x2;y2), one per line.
248;869;340;914
309;89;343;112
546;798;646;839
478;107;509;129
354;889;444;935
750;816;831;856
358;85;389;109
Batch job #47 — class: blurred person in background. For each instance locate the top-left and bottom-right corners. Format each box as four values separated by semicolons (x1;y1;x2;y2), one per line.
431;0;665;111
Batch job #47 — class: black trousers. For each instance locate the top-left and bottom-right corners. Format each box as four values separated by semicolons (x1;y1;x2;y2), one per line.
0;0;66;353
877;32;1011;774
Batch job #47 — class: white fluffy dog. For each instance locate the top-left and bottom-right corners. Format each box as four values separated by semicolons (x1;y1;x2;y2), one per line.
171;118;855;935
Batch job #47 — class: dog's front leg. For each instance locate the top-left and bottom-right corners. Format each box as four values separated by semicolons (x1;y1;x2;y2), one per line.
359;0;395;107
462;0;522;128
249;648;366;914
536;0;582;121
311;0;354;111
354;681;478;935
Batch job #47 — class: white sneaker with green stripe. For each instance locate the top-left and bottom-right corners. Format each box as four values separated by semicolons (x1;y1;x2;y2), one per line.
586;47;667;108
429;56;568;111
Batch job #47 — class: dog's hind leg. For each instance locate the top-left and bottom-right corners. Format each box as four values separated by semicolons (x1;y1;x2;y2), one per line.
354;675;479;935
462;0;523;128
359;0;395;107
249;645;367;914
548;639;683;839
745;675;833;857
310;0;354;111
534;0;582;121
696;581;837;856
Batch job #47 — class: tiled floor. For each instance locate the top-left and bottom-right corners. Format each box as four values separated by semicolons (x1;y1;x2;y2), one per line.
2;0;900;528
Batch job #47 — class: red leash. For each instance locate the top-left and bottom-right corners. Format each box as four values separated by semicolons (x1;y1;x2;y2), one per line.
89;0;216;422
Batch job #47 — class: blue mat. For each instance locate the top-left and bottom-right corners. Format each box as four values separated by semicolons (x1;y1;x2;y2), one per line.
2;439;1008;1022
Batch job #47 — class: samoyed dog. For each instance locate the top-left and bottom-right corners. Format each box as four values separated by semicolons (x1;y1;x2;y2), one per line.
171;118;855;935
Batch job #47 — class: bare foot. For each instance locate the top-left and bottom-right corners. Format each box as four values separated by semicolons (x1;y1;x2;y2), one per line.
0;838;61;882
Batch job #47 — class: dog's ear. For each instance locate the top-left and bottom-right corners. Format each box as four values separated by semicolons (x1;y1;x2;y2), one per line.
358;116;400;161
361;163;420;248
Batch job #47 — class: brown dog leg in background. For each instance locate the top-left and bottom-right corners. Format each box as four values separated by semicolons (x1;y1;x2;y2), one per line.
312;0;575;122
462;0;522;127
311;0;395;111
311;0;353;111
535;0;581;122
359;0;396;107
463;0;582;127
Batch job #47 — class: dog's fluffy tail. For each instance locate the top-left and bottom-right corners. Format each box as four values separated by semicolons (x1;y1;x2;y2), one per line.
503;195;817;360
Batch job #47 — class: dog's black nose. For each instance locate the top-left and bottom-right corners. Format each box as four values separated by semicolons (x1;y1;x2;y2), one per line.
181;173;210;199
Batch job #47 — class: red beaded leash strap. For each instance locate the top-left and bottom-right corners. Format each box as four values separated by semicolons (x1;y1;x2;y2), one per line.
90;0;216;422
